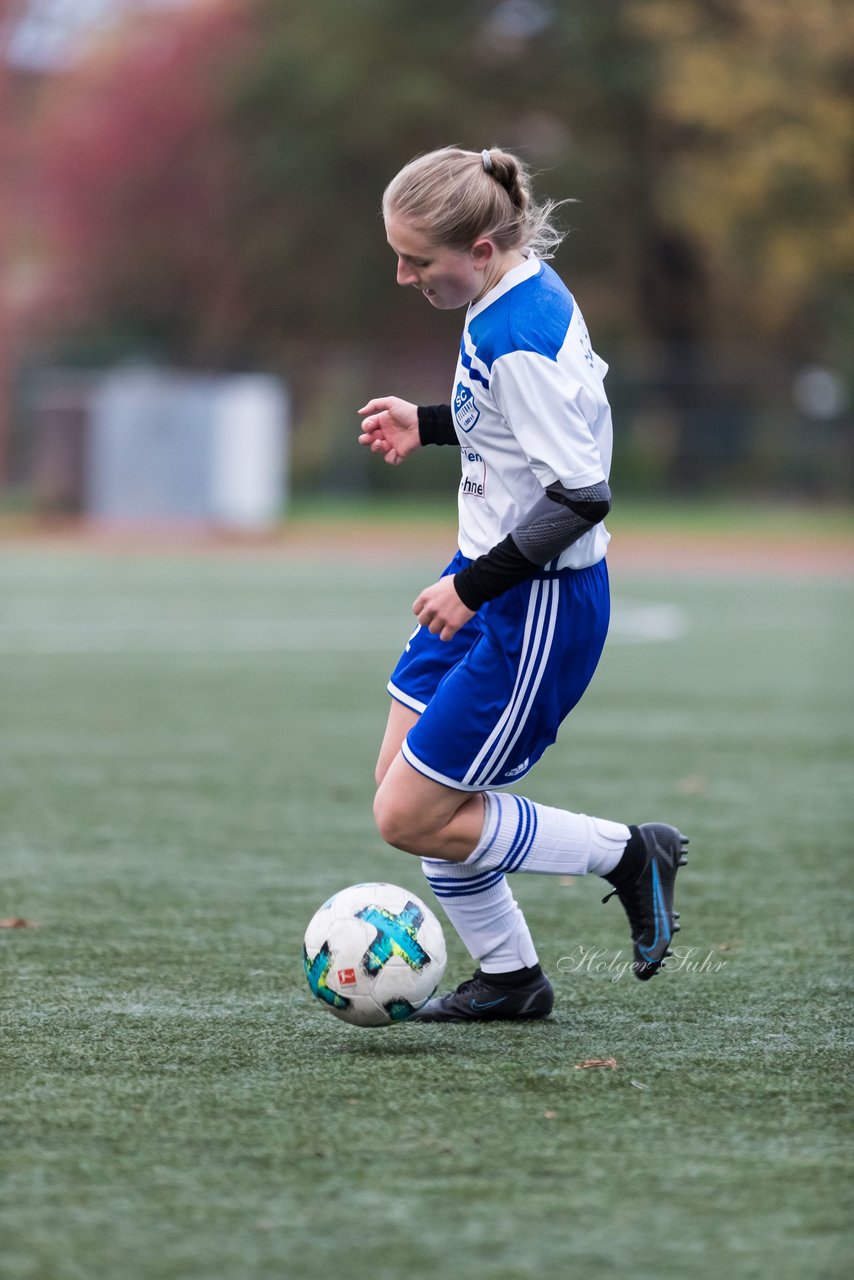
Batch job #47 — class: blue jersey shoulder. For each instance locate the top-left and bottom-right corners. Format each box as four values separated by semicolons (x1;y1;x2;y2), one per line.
466;262;575;373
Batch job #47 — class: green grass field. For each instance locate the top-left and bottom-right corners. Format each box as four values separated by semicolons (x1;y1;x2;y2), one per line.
1;516;852;1280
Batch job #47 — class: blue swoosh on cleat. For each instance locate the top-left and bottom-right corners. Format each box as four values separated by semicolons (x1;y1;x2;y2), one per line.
637;862;671;963
470;997;507;1010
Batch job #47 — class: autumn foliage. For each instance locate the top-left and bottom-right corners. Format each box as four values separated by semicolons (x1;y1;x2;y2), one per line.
4;0;852;491
28;0;257;360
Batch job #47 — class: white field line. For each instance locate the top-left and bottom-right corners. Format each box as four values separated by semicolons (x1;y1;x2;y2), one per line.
611;600;687;644
0;601;686;655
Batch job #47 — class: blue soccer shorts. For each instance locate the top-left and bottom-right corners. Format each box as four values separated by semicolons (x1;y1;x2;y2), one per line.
387;551;610;791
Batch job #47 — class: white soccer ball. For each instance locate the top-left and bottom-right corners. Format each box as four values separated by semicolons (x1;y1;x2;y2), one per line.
302;882;447;1027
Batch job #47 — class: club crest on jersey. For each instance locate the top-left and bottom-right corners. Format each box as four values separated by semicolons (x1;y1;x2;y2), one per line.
453;382;480;433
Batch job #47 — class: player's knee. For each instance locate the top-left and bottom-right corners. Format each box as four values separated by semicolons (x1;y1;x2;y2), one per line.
372;788;427;855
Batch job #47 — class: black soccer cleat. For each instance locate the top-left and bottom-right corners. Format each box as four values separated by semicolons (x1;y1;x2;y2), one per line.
412;968;554;1022
602;822;688;981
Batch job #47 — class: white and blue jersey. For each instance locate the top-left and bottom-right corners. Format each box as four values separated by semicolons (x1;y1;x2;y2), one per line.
452;255;611;570
388;256;613;791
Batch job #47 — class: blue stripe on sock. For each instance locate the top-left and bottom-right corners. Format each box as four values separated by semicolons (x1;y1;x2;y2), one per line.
423;796;540;899
423;799;517;894
497;796;538;874
424;868;507;898
424;863;506;892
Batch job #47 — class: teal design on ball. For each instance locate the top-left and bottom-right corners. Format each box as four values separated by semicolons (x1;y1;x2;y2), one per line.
303;941;351;1010
356;901;431;975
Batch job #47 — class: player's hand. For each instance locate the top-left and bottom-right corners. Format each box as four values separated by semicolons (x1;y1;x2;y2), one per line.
357;396;420;466
413;576;475;642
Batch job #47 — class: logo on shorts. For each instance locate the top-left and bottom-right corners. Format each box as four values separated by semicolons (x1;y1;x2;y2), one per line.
504;758;530;779
454;382;480;433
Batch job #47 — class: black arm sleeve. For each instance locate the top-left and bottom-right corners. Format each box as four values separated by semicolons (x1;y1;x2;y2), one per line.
454;480;611;611
417;404;457;446
453;535;536;610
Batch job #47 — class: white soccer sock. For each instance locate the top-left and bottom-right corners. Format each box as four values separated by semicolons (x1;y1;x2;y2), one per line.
420;794;629;975
472;791;629;878
421;857;539;974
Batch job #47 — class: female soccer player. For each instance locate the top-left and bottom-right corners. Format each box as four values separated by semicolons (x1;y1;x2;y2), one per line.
358;146;687;1021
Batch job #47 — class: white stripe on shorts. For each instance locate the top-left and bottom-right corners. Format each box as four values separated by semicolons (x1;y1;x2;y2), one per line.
387;679;427;714
463;576;560;789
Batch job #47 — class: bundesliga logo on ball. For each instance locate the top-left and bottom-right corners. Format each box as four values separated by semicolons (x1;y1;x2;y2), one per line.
302;883;447;1027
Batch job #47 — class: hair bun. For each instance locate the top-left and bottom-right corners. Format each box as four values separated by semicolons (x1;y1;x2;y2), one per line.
383;144;567;259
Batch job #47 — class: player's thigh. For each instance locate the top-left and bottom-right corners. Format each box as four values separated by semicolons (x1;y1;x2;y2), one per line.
375;700;419;787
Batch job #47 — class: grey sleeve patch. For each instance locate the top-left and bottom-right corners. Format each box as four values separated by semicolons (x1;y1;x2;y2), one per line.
511;481;611;566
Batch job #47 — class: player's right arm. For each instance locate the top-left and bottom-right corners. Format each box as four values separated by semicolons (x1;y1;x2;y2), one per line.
357;396;421;466
358;398;457;465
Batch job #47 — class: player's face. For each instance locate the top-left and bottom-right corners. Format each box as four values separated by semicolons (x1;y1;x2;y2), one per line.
385;214;487;310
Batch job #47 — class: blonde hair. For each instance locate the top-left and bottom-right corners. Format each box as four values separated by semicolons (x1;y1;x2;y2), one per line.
383;145;567;259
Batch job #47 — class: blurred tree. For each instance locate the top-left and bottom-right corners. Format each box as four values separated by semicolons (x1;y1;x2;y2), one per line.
28;0;255;361
10;0;853;491
624;0;854;484
629;0;854;351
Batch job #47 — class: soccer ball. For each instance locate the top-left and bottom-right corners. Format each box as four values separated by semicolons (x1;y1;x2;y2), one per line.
302;882;447;1027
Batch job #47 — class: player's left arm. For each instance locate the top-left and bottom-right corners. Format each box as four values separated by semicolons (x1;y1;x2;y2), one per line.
452;479;611;611
413;481;611;639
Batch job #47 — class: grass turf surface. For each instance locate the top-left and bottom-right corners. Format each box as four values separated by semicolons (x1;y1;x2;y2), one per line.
1;526;852;1279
